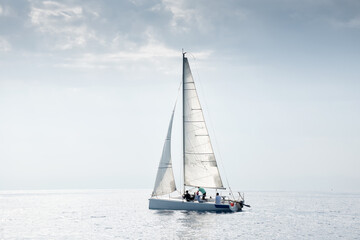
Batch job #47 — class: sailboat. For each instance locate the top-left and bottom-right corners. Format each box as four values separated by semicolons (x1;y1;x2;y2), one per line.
149;52;248;212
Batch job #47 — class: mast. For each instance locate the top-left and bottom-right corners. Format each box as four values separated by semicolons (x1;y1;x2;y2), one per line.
182;50;186;193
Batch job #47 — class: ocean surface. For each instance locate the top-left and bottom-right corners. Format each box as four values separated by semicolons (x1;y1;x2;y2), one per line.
1;189;359;239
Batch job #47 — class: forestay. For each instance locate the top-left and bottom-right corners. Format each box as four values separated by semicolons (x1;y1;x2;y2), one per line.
183;57;224;189
152;109;177;196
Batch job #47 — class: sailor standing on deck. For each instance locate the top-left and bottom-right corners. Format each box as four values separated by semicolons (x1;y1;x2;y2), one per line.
215;193;221;204
198;187;206;200
195;191;201;202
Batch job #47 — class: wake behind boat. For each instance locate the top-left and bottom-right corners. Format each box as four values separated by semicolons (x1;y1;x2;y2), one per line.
149;51;249;212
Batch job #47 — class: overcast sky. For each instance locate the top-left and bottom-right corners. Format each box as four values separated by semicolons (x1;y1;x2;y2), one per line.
1;0;359;192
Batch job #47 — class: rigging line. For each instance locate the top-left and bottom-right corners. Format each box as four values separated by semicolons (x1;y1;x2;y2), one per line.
188;52;233;193
173;80;182;111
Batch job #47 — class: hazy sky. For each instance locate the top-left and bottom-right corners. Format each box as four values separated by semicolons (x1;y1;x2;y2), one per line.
1;0;359;192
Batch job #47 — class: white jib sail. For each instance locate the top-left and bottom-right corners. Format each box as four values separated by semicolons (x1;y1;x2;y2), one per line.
183;57;224;189
152;110;177;196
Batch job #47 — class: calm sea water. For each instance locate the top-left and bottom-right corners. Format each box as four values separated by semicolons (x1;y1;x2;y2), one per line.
0;189;359;239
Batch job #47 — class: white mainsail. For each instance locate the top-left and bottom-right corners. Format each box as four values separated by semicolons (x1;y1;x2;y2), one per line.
183;56;224;189
152;109;177;196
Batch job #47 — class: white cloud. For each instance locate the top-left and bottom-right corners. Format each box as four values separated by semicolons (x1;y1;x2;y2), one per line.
29;1;83;24
55;41;211;70
160;0;201;33
159;0;246;34
0;37;11;52
24;0;214;71
29;1;99;49
330;16;360;29
57;42;180;69
0;3;13;17
346;16;360;28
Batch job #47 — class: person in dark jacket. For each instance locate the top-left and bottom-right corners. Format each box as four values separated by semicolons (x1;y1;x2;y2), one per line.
182;190;194;201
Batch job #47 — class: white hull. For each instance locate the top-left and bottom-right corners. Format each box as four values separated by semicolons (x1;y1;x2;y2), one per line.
149;198;241;212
